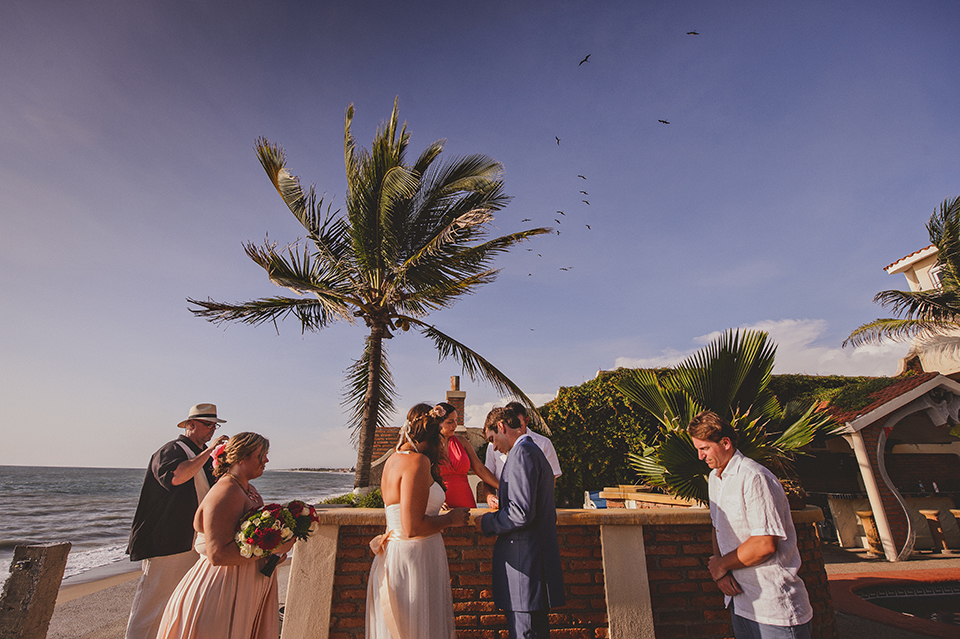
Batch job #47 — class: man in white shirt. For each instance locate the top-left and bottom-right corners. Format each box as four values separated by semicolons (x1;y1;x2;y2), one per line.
688;410;812;639
479;402;561;508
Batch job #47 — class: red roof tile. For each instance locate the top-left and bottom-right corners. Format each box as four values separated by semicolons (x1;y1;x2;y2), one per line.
822;372;939;425
884;244;935;272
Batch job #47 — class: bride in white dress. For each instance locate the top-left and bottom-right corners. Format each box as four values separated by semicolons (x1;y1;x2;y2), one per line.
366;404;470;639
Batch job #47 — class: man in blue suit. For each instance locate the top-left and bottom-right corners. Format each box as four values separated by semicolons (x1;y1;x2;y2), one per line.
476;406;565;639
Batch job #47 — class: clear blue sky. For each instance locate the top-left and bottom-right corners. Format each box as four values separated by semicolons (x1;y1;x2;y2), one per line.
2;1;957;468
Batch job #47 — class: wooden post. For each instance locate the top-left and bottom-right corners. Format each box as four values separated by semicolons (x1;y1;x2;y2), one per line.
0;543;72;639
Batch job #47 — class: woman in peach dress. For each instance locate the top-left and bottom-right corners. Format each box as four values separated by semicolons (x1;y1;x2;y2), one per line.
157;432;294;639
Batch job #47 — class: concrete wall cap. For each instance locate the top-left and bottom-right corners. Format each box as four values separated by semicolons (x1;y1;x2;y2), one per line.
312;505;824;527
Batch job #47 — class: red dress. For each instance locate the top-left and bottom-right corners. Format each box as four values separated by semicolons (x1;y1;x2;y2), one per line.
440;436;476;507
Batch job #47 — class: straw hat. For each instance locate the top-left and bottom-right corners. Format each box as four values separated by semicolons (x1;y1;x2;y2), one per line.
177;403;227;429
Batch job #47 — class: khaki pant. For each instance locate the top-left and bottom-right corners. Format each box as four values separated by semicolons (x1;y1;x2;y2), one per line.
125;550;199;639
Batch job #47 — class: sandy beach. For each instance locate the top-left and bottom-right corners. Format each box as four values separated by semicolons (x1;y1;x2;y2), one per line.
46;562;292;639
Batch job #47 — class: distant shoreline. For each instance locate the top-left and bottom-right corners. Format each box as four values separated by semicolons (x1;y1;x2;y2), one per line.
284;468;354;474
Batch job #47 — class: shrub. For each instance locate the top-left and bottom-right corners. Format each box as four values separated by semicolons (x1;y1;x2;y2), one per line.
320;488;384;508
540;369;659;507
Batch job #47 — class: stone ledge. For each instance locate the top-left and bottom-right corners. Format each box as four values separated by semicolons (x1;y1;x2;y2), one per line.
313;505;824;527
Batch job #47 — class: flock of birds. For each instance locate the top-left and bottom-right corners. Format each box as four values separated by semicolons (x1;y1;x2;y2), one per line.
520;30;701;293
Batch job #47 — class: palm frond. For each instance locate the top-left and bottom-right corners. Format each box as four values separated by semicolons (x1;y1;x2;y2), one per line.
401;227;552;298
187;296;339;332
409;318;546;430
928;196;960;279
672;329;778;421
874;287;960;320
615;369;693;433
773;401;842;451
394;269;501;317
342;339;397;443
241;240;356;320
628;429;709;504
843;317;960;347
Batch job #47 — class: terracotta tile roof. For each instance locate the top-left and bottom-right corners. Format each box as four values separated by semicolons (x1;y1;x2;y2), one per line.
821;372;939;425
884;244;936;272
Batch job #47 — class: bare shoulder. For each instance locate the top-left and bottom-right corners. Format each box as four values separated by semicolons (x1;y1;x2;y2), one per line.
207;477;247;512
383;450;427;482
456;434;480;455
393;450;429;472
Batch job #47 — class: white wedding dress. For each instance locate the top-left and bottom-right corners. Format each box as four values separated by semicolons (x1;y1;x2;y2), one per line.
366;481;456;638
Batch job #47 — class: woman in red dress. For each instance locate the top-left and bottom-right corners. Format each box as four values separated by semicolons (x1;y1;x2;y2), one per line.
435;402;499;507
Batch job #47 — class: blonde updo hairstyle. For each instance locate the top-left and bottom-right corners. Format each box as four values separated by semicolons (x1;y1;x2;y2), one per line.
399;403;446;490
214;432;270;478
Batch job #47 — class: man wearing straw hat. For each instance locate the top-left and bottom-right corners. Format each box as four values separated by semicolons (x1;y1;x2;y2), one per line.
124;403;228;639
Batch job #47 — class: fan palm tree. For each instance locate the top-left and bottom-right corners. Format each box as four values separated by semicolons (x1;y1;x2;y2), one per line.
188;99;551;489
845;195;960;348
615;329;836;504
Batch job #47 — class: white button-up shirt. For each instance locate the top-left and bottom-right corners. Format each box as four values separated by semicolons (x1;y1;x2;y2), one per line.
709;450;812;627
484;429;562;479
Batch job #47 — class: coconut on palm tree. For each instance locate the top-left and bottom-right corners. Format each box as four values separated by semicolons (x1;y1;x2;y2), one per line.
615;329;836;504
189;99;551;489
845;195;960;348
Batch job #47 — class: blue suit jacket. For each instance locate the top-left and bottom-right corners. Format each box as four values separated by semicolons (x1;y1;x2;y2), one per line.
480;435;565;611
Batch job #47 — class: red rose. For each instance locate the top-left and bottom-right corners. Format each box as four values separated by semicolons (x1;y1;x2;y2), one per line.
264;504;283;517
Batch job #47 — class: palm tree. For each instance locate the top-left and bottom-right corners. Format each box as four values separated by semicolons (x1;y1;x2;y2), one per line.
845;195;960;348
614;329;836;504
188;99;551;489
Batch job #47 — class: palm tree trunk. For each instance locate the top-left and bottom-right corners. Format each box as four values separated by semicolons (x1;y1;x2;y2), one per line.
354;326;386;489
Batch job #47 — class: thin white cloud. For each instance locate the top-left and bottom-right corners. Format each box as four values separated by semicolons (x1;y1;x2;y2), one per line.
463;393;557;428
615;319;909;377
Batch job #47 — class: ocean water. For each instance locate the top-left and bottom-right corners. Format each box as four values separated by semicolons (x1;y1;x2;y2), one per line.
0;465;354;583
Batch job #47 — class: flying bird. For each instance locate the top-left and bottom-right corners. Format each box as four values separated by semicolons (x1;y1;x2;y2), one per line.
585;224;591;230
521;218;531;222
554;219;562;224
582;200;590;205
560;267;571;271
577;174;586;180
555;136;560;146
556;210;565;215
658;119;670;125
579;54;591;66
580;190;588;195
687;30;699;35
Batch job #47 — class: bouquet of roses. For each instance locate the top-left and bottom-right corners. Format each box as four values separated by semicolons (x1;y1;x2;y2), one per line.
286;500;321;539
235;500;320;577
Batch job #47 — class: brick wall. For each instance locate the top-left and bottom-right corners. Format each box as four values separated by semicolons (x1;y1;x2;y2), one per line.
370;427;400;462
642;522;834;639
885;453;960;493
321;515;836;639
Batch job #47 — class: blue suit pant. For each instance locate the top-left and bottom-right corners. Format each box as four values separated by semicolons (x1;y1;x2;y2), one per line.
505;609;549;639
